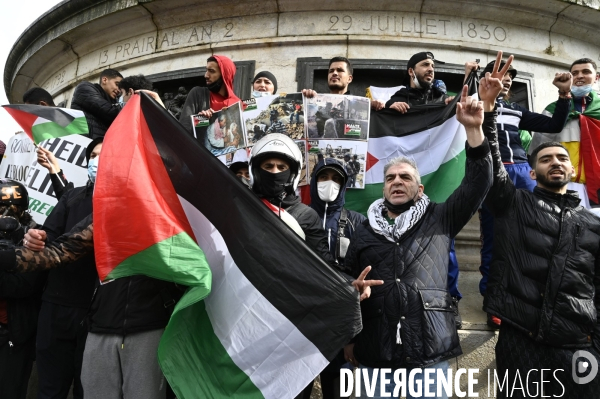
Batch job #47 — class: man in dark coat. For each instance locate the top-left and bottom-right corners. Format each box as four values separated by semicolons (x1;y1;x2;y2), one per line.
71;68;123;139
481;66;600;397
342;61;504;396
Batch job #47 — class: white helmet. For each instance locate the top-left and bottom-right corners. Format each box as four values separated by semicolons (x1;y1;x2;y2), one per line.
249;133;303;194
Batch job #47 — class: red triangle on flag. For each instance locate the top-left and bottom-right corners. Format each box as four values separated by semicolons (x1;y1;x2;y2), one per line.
366;152;379;172
2;107;37;142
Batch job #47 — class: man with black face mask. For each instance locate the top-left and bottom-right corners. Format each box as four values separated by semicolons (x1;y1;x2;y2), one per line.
249;133;334;265
178;55;242;133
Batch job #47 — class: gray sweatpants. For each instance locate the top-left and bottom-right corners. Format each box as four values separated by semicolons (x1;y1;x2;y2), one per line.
81;329;166;399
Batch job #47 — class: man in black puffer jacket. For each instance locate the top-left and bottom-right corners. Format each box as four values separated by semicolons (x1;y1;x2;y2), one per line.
71;68;123;139
342;60;506;396
481;75;600;396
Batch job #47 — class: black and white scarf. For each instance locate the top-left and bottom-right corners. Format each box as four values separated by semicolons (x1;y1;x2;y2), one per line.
367;195;430;242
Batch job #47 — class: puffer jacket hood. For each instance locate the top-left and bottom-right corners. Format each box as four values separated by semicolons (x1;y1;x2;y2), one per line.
309;158;348;217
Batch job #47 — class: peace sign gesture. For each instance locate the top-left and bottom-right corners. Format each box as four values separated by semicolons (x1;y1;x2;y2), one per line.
479;51;514;110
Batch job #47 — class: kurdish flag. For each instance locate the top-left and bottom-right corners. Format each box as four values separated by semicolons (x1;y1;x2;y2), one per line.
94;93;361;399
2;104;89;144
345;73;477;214
529;91;600;205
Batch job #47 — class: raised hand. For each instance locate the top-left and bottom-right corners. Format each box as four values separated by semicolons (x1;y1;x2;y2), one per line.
456;85;485;147
552;72;573;94
479;51;514;109
37;147;60;174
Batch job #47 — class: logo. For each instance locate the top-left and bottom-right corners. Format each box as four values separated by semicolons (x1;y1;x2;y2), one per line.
572;350;598;384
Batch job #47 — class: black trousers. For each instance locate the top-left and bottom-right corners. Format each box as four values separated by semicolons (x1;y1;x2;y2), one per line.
36;302;88;399
496;323;600;399
0;333;35;399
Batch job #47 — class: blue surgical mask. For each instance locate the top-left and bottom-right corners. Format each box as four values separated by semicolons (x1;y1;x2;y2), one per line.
252;90;270;98
571;84;593;98
88;157;99;183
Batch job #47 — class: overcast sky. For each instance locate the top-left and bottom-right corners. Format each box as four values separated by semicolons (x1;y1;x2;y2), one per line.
0;0;64;144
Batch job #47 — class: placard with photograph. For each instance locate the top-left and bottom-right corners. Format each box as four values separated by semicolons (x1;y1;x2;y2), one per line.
191;101;246;156
243;93;305;143
304;94;370;140
307;140;368;189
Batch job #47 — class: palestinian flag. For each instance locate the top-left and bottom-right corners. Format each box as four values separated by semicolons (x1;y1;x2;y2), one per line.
94;93;361;399
345;73;477;214
529;91;600;205
2;104;89;144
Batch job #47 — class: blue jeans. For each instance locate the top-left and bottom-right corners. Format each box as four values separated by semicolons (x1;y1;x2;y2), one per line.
356;360;450;399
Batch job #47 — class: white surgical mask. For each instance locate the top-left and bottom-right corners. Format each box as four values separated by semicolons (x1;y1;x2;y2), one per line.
317;180;341;203
252;90;270;98
571;84;593;98
412;74;422;89
88;157;99;183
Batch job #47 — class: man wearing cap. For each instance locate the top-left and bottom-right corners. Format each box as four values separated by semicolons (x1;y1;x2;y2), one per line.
477;60;572;328
385;51;479;327
251;71;278;97
385;51;478;113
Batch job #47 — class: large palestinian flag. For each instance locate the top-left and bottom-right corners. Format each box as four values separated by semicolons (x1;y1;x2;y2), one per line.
529;91;600;205
345;74;477;214
94;93;361;399
3;104;89;144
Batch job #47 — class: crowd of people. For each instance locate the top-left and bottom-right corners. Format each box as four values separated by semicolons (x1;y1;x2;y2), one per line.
0;46;599;399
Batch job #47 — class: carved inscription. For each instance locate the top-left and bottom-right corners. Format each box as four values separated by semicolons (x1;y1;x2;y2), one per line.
44;70;67;91
97;22;236;66
326;14;508;42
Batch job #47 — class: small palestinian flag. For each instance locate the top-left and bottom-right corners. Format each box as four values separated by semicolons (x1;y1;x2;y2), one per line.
94;93;361;399
2;104;89;144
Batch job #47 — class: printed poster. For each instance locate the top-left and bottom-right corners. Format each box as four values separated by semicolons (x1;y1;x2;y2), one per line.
191;102;246;157
304;94;370;140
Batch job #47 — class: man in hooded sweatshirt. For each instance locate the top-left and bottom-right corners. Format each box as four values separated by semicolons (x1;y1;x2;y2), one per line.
307;158;366;399
179;55;241;132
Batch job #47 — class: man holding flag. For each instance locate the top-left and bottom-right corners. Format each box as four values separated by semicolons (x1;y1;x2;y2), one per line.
342;53;509;398
530;57;600;209
3;85;362;399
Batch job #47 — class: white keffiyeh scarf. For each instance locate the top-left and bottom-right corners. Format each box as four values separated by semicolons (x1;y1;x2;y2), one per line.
367;195;430;242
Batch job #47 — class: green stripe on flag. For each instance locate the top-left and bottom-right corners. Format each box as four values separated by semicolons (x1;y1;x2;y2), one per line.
159;299;264;399
346;151;466;215
106;231;211;288
30;118;89;143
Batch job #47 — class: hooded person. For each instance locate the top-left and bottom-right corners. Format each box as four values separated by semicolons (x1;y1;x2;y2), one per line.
306;158;367;399
249;133;334;265
179;54;242;132
310;158;365;270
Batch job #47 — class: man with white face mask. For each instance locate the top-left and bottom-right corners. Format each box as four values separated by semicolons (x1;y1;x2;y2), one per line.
385;51;479;113
308;158;367;399
530;57;600;208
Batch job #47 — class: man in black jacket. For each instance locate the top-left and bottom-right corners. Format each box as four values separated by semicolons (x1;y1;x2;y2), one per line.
71;68;123;139
342;57;505;396
385;51;478;113
481;64;600;396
